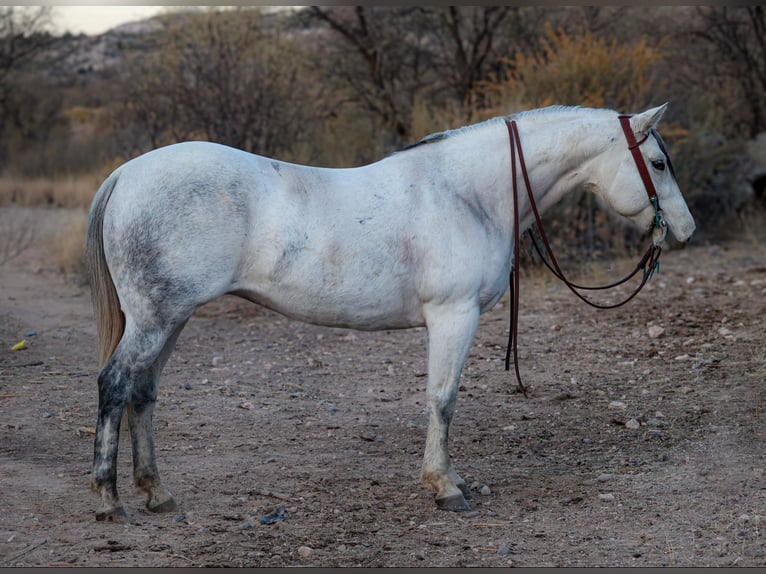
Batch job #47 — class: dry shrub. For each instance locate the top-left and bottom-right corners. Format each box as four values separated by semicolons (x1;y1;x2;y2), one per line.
481;25;667;112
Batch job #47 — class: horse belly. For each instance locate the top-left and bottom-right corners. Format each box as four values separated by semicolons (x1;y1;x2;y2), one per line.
233;225;424;330
235;261;424;330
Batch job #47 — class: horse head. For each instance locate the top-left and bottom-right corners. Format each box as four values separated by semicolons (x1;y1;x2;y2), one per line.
596;104;696;244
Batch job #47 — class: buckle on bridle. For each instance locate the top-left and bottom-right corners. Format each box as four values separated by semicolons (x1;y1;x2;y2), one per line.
650;196;667;248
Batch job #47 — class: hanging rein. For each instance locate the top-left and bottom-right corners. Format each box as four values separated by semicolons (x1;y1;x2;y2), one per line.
504;116;669;396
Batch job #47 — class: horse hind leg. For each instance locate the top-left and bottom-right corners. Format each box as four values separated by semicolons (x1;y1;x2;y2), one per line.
128;320;188;514
91;322;180;522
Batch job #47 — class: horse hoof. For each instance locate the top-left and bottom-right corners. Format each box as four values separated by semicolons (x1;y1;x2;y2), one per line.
95;504;131;523
435;493;471;512
146;492;177;514
458;483;473;500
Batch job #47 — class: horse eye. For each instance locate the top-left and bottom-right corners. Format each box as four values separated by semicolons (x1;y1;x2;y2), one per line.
651;159;666;171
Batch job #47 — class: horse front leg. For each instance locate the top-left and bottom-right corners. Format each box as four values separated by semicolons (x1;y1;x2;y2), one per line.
421;302;480;511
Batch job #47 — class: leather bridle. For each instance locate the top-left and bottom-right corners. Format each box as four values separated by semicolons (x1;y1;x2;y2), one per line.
504;115;669;396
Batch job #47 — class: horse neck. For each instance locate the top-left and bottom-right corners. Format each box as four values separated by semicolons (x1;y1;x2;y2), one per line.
511;112;615;228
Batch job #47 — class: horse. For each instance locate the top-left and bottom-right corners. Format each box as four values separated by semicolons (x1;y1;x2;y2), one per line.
85;104;695;522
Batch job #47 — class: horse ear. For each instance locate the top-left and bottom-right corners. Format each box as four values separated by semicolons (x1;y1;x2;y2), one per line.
630;103;668;134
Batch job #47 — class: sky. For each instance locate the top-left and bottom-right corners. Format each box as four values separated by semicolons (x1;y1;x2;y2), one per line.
53;6;170;35
52;5;301;36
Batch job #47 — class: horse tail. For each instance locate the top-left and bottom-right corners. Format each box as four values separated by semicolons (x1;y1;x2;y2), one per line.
86;169;124;368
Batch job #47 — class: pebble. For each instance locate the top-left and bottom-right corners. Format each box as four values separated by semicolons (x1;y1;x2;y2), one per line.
498;545;512;556
598;493;615;502
297;546;314;558
597;473;614;482
646;418;665;427
42;411;52;419
608;401;627;410
173;513;186;523
183;382;193;390
211;355;223;366
480;485;492;495
625;418;641;430
648;325;665;339
238;522;253;530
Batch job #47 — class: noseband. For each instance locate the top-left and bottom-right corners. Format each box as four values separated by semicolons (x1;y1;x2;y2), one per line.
504;116;668;396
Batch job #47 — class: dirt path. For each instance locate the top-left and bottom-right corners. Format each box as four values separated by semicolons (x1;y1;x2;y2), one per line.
1;206;764;566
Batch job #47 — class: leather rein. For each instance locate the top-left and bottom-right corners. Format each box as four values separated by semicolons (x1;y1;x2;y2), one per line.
504;115;669;396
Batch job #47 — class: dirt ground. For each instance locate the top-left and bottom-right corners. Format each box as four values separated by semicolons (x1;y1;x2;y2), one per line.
1;206;764;567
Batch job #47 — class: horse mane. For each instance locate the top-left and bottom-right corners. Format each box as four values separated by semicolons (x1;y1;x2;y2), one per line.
397;105;618;154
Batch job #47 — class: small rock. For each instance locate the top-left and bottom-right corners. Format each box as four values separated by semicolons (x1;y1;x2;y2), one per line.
211;355;224;367
646;418;665;427
648;325;665;339
608;401;627;410
625;418;641;430
42;411;52;419
173;514;187;523
718;326;733;336
183;382;193;390
240;401;254;410
480;485;491;495
597;473;614;482
297;546;314;558
674;354;689;361
260;505;286;525
598;493;615;502
498;545;512;556
239;522;253;530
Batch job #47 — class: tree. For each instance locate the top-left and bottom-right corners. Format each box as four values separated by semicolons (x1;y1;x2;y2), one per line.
310;6;433;144
114;8;321;160
0;7;59;171
689;7;766;138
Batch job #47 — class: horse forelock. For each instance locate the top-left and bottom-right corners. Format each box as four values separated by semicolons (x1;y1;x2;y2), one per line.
650;128;676;179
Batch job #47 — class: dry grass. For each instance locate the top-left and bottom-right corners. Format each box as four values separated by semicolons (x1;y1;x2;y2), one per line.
0;208;38;266
52;209;88;282
0;173;103;208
